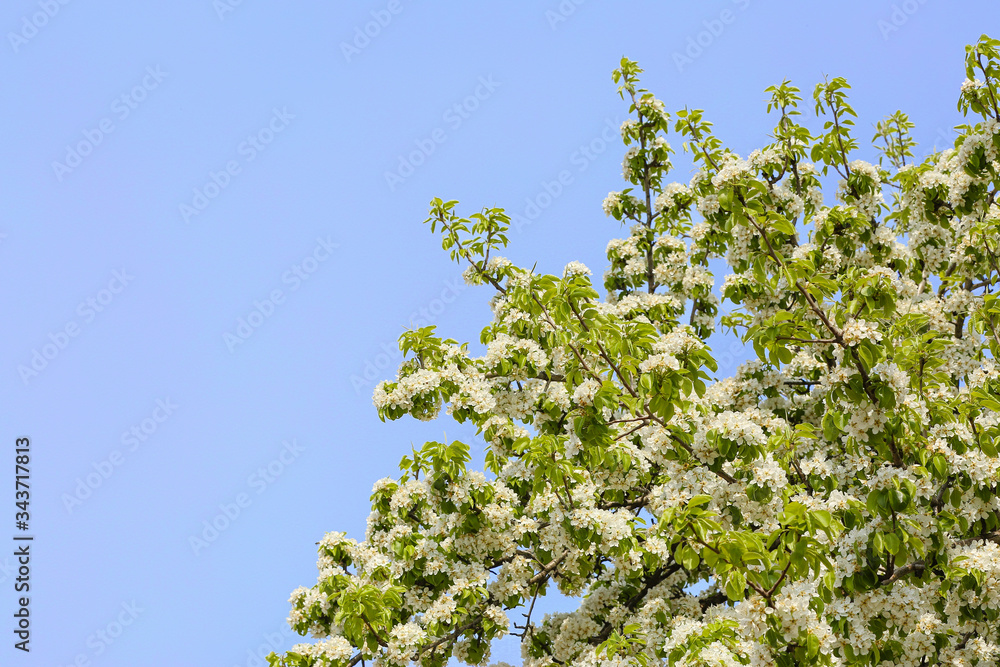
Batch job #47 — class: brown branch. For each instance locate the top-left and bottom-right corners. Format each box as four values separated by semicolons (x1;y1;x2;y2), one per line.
362;617;390;648
877;560;924;586
790;458;814;495
955;531;1000;546
699;590;729;612
766;558;794;598
776;336;838;345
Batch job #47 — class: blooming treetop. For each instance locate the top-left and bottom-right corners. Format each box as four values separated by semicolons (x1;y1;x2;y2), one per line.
270;36;1000;667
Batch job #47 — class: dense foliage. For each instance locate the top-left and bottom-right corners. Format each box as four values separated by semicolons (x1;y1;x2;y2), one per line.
270;36;1000;667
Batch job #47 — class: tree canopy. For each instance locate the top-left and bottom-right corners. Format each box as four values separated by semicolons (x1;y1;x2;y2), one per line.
270;35;1000;667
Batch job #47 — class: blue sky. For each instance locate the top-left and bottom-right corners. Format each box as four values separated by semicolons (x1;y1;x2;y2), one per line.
0;1;995;665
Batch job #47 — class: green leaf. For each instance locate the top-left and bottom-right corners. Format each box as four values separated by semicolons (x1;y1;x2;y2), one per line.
725;571;746;601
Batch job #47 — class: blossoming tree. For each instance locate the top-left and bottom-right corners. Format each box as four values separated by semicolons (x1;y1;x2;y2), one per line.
270;35;1000;667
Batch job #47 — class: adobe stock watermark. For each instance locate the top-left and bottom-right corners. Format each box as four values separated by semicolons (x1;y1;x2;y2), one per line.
58;601;144;667
384;75;501;191
878;0;930;40
213;0;248;21
52;66;168;182
350;277;466;395
932;125;959;152
509;117;623;234
18;269;134;385
179;107;295;223
61;398;179;513
712;334;754;380
233;622;296;667
340;0;406;62
545;0;587;30
189;439;305;556
223;236;338;352
672;0;751;73
7;0;74;54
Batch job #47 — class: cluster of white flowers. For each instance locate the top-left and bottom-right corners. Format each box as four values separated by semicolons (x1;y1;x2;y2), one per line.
962;77;985;93
638;351;680;374
833;160;884;218
770;182;806;220
682;265;713;293
463;256;513;285
385;621;426;664
652;236;688;286
871;361;909;396
750;453;787;492
621;145;640;180
747;147;783;172
620;119;639;140
485;333;548;373
635;94;666;115
602;191;639;216
602;191;622;216
710;154;751;188
654;182;692;213
708;411;767;449
572;378;602;407
289;636;354;663
696;194;721;218
841;319;883;346
844;400;887;442
563;260;592;278
373;369;440;413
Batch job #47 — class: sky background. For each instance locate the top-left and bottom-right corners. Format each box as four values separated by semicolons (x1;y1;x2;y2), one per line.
0;1;995;665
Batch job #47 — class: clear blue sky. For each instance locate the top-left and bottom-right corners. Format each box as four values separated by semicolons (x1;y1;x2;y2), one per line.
0;1;994;664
